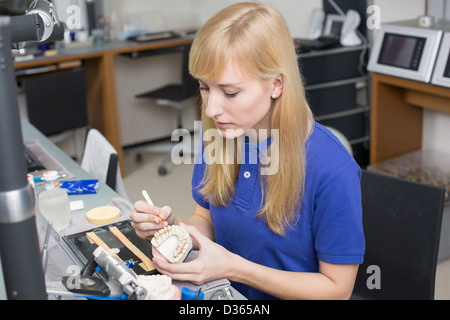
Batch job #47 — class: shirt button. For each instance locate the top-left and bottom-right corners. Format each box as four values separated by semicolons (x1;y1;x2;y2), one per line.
244;171;251;178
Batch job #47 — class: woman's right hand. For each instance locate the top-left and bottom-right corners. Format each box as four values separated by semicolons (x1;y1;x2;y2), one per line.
130;200;174;239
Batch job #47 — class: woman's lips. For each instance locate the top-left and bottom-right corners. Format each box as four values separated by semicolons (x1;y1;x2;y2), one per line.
215;121;233;129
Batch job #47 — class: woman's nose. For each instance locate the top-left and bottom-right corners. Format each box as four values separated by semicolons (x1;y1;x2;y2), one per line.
204;93;224;119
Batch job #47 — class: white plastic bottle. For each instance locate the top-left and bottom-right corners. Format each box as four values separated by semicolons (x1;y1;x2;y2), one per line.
38;170;71;231
27;173;35;188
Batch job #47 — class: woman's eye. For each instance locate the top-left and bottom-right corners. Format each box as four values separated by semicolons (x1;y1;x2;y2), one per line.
198;85;238;98
225;92;239;98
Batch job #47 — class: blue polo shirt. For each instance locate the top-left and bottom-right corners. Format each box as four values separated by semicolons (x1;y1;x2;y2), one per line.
191;122;365;300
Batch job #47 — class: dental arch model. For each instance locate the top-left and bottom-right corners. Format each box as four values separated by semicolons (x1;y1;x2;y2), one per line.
151;225;192;263
137;274;180;300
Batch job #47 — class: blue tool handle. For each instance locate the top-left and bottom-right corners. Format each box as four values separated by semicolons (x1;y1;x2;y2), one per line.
181;287;204;300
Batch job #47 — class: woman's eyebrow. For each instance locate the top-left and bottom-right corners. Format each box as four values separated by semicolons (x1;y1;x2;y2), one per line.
217;81;244;87
197;78;244;87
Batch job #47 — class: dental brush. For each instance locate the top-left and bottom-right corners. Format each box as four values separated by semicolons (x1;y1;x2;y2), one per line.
141;189;164;227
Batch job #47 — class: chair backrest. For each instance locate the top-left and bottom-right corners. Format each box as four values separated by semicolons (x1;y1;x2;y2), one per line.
352;170;445;300
23;68;88;136
81;127;129;201
180;44;198;97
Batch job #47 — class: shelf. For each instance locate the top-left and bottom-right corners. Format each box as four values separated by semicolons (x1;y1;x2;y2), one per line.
298;45;368;86
304;76;368;91
315;105;369;121
298;44;368;58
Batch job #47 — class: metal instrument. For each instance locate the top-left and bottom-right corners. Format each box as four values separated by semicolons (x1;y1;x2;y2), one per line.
46;247;147;300
92;247;147;300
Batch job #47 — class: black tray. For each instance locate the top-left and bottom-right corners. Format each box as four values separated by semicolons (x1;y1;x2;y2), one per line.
63;220;157;276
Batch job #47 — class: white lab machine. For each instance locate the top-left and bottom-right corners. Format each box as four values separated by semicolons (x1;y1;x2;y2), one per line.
431;32;450;87
368;20;443;83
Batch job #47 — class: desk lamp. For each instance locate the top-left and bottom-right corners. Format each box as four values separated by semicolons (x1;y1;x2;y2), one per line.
0;0;65;300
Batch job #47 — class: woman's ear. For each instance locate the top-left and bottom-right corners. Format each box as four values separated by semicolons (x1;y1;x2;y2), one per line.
271;74;283;98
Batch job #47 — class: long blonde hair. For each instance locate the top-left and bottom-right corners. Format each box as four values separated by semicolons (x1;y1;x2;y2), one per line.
189;2;314;235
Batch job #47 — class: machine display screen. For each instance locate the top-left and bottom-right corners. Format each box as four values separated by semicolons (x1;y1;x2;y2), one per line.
378;33;426;71
444;53;450;78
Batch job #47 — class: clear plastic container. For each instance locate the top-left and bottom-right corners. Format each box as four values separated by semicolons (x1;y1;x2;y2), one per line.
38;170;70;231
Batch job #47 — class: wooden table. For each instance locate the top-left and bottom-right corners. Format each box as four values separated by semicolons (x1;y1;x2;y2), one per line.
14;37;194;173
370;72;450;164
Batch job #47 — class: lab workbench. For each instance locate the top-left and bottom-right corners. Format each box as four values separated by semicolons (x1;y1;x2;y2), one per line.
0;120;243;300
0;120;116;299
14;36;195;175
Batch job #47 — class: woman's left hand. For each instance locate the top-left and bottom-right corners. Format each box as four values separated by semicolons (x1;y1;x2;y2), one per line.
151;222;234;285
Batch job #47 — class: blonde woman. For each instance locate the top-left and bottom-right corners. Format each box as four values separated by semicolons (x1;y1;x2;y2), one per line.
131;2;364;300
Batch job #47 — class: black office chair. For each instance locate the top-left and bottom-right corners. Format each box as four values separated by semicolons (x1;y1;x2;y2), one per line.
351;170;445;300
135;44;198;175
